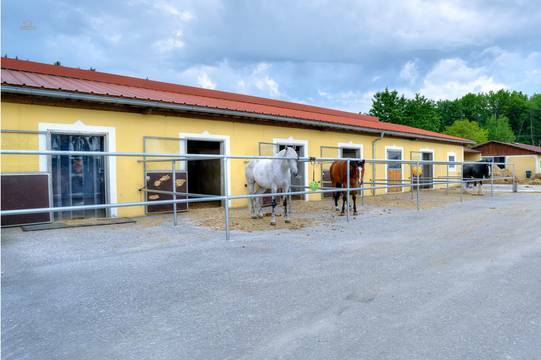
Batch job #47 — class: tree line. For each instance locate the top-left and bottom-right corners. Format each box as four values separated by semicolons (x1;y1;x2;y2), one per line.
368;89;541;145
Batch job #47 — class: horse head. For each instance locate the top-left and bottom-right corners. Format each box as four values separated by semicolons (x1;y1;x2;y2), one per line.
350;159;366;184
282;147;299;177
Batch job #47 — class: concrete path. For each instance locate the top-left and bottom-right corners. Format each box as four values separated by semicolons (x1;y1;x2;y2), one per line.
2;193;541;360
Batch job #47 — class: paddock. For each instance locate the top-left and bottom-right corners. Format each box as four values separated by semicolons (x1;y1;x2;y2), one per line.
188;188;489;232
2;193;540;360
1;146;520;237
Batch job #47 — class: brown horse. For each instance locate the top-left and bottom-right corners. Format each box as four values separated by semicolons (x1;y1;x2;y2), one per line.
330;159;366;216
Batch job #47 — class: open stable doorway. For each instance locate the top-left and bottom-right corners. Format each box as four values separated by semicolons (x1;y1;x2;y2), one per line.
186;139;223;208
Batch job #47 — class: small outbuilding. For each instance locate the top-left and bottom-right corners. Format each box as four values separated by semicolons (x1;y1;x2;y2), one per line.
471;141;541;179
463;148;481;162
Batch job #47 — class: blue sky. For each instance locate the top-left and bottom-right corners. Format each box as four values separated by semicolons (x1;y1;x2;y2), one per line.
2;0;540;112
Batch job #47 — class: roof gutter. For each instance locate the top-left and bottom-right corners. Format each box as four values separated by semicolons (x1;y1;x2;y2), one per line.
1;85;473;145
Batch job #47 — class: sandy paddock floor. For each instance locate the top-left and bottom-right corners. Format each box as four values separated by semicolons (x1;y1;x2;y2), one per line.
187;187;500;232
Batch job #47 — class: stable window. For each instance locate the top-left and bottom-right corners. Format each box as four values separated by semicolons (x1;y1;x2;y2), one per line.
387;149;402;169
340;147;360;159
386;148;403;193
483;156;506;169
448;152;456;171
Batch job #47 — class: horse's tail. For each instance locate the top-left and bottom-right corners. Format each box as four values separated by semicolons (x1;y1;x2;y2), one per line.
245;160;255;186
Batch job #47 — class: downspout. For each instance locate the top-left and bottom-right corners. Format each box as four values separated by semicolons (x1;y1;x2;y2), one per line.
371;132;385;196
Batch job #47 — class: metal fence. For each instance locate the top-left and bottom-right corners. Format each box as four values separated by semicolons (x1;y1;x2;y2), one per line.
0;146;518;240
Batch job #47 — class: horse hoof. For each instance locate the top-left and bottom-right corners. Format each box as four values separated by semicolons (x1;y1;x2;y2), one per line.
270;221;276;226
335;207;340;211
251;215;258;219
339;212;345;216
258;214;264;219
353;212;358;216
285;219;291;223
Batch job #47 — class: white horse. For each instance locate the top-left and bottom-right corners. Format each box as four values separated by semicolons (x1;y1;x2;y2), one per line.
245;147;299;225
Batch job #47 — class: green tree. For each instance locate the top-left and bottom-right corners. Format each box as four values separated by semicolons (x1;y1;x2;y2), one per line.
522;94;541;145
369;90;441;131
368;88;407;124
485;115;515;142
444;119;488;144
436;99;463;131
404;93;441;132
457;93;490;126
486;90;529;139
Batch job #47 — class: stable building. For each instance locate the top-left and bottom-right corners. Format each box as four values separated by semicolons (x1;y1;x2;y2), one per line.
472;141;541;179
1;58;472;224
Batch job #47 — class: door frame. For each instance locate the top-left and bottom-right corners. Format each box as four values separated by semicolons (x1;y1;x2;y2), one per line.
39;121;117;217
385;145;404;193
420;148;435;189
273;137;309;201
179;131;231;206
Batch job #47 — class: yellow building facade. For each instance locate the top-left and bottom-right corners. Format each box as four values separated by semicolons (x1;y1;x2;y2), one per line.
1;58;473;221
1;102;466;217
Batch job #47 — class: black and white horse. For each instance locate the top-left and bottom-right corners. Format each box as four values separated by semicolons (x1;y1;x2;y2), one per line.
463;161;491;193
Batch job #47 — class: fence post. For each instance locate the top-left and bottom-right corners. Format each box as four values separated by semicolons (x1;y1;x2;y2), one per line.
172;160;177;226
512;163;518;193
446;162;449;195
346;159;350;221
490;163;494;197
224;156;230;240
416;160;420;211
361;181;365;206
411;163;414;200
460;162;464;202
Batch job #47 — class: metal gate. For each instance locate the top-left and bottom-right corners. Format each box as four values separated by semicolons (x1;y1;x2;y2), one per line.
143;136;188;214
411;151;433;189
320;146;340;197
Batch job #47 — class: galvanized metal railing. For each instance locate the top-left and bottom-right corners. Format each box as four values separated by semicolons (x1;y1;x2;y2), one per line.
0;148;517;240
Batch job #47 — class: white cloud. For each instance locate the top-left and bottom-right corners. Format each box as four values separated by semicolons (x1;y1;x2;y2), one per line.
172;61;284;98
197;72;216;89
152;2;194;21
419;58;506;100
399;60;418;84
152;31;185;52
315;89;375;113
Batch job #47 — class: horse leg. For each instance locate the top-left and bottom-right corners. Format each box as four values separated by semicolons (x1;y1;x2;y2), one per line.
247;181;257;219
283;194;290;223
254;187;267;218
334;183;341;211
288;194;293;218
352;191;358;216
270;185;277;225
340;190;346;216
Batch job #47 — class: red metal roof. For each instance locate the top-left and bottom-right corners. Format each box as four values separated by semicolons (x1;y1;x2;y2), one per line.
472;141;541;155
1;58;469;143
509;142;541;154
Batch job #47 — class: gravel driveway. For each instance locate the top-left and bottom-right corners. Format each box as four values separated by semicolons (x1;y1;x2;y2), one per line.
2;193;541;360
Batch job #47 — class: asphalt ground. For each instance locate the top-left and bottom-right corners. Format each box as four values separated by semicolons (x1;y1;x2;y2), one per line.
2;193;540;359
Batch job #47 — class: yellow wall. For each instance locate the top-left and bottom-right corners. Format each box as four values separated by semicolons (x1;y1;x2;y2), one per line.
1;102;465;216
464;152;481;161
506;156;538;179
